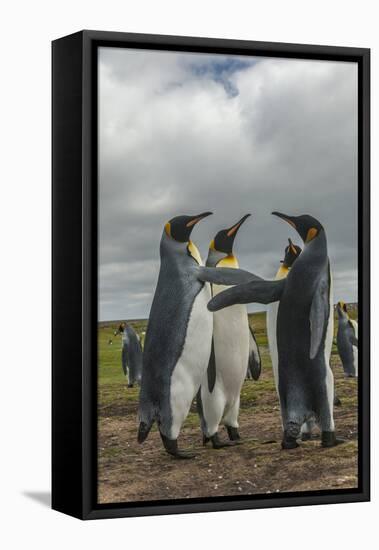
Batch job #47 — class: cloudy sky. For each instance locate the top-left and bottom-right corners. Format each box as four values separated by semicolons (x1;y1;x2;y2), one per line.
98;47;358;321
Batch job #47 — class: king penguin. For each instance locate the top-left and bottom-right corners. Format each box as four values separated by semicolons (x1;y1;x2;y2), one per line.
208;213;343;449
117;322;143;388
266;239;317;440
137;212;258;459
137;212;214;458
267;238;302;395
336;301;358;377
197;214;261;448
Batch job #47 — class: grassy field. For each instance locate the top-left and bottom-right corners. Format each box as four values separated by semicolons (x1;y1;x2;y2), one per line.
98;306;358;504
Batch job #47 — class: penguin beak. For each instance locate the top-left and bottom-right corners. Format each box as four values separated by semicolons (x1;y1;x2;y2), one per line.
226;214;251;237
288;238;297;256
186;212;213;228
272;211;297;230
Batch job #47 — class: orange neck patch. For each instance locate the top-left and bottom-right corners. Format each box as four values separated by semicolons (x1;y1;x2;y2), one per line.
305;227;318;243
217;254;239;268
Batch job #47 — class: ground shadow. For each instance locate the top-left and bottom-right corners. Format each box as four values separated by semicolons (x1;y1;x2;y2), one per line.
23;491;51;508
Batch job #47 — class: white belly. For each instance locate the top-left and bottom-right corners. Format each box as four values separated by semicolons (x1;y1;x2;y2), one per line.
352;345;358;375
212;284;250;399
169;283;213;439
267;301;279;394
323;270;335;430
350;319;358;376
267;266;288;396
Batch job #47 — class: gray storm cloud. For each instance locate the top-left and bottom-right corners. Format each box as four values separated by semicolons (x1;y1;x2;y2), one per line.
99;47;358;321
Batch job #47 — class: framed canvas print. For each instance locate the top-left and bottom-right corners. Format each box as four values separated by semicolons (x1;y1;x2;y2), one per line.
52;30;370;520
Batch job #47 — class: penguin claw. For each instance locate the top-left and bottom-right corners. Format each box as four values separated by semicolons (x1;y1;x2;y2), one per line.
212;442;238;449
210;433;238;449
172;450;197;459
160;432;196;459
321;431;346;447
202;435;210;446
226;426;241;442
281;439;300;450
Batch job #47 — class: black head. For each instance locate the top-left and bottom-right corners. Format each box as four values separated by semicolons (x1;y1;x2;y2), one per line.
116;322;126;335
337;301;348;316
272;212;324;244
165;212;213;242
211;214;251;254
282;238;302;268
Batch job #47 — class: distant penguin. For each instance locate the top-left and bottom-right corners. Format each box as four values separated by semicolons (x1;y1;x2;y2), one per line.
117;322;143;387
336;301;358;377
209;213;344;448
198;214;260;448
115;323;124;336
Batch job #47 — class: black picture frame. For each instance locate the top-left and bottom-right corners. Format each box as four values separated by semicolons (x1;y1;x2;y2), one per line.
52;30;370;520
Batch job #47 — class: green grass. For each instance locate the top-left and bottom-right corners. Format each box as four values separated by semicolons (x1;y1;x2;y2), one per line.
98;305;358;503
98;306;358;410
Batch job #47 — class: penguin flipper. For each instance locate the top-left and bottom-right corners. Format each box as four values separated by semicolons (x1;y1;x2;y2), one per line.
208;279;285;311
207;337;217;392
248;326;261;380
309;278;330;360
197;266;262;286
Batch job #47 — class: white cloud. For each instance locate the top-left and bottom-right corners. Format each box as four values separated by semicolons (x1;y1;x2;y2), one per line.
99;48;358;320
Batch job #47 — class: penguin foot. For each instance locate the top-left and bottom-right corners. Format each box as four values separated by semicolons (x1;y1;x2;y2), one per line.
127;383;134;388
334;396;342;407
281;439;299;450
202;435;210;446
282;423;301;449
210;433;237;449
173;450;197;459
281;430;300;449
321;432;346;448
226;426;241;441
301;432;312;441
160;433;196;459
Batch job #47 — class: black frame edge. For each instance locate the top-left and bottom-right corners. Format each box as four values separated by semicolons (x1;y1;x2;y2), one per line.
52;31;85;519
359;48;370;501
84;29;370;59
53;30;370;520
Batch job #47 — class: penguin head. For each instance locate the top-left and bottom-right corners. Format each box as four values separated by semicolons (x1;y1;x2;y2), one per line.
272;212;324;244
165;212;213;243
337;301;349;318
282;238;302;268
210;214;251;255
116;322;126;335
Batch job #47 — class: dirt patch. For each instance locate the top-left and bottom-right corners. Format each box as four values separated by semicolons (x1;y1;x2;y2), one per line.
97;349;358;504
